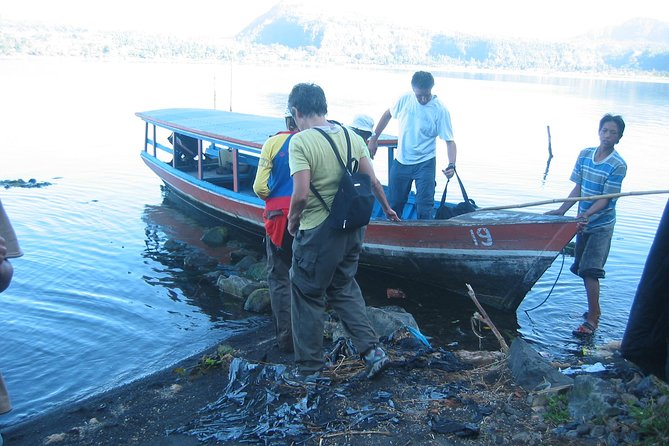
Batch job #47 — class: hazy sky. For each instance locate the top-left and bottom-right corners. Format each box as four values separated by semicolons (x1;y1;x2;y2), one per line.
2;0;668;40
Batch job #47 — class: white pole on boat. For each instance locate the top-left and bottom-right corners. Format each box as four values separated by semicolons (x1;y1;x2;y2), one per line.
477;189;669;211
213;70;217;109
229;60;233;112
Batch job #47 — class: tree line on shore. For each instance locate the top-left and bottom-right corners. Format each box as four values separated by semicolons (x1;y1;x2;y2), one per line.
1;18;668;76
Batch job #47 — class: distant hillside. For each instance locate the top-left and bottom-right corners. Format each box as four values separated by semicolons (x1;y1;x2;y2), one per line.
237;6;669;73
2;9;668;75
588;17;669;44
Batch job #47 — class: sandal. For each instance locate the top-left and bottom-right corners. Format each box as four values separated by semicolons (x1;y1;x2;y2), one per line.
573;321;597;337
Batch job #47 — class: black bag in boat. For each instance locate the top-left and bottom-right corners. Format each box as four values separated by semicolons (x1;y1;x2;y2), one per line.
435;169;478;220
310;127;375;230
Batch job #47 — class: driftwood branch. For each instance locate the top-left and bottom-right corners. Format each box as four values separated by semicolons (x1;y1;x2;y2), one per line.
320;430;392;440
466;284;509;353
477;189;669;212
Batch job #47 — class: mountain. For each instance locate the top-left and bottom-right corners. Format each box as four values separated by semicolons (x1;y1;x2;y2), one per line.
587;17;669;45
237;6;669;73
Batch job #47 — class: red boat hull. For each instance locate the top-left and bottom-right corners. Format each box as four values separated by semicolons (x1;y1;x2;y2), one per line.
142;153;578;312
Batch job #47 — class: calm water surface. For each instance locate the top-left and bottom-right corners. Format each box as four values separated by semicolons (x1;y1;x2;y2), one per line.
0;59;667;427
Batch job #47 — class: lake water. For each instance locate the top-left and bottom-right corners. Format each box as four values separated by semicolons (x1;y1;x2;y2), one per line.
1;58;667;427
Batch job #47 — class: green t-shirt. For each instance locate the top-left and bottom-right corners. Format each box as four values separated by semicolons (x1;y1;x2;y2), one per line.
289;125;370;230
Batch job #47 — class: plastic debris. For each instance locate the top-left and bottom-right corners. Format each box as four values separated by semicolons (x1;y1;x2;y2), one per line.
406;325;432;349
560;362;607;375
173;334;472;444
429;416;480;437
386;288;406;298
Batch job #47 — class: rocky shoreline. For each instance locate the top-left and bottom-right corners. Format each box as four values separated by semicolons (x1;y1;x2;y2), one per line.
4;225;667;446
4;308;668;446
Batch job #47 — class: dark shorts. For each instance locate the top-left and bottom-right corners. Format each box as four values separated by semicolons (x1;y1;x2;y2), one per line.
570;225;614;279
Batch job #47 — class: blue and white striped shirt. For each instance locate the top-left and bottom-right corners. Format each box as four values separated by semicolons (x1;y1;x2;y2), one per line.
570;147;627;230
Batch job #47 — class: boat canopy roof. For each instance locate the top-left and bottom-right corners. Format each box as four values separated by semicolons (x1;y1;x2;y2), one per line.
136;108;398;152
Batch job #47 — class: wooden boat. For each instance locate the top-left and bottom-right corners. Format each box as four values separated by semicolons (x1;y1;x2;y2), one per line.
137;108;578;312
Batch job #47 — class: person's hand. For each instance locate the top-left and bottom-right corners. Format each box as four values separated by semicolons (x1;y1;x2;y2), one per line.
0;235;7;260
442;164;455;179
576;213;590;232
0;236;13;293
287;218;299;236
385;208;400;222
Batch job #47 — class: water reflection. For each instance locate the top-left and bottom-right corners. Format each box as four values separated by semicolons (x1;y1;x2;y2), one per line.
140;199;263;324
141;193;522;353
542;125;554;183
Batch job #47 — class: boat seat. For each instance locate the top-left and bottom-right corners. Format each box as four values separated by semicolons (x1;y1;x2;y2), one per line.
205;165;257;192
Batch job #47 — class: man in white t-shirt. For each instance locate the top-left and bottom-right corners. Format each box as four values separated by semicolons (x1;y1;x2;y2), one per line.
368;71;457;219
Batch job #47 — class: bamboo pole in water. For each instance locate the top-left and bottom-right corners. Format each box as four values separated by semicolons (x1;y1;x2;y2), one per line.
546;125;553;159
477;189;669;212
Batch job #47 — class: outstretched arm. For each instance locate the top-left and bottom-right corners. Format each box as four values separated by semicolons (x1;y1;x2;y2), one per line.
546;184;581;215
358;157;400;221
441;140;458;179
367;109;392;159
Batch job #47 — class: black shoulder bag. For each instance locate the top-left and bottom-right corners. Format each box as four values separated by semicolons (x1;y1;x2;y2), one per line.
435;168;478;219
309;127;375;230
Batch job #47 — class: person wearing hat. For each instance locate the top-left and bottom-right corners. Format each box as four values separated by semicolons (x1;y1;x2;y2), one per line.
252;109;299;353
368;71;457;220
1;198;22;444
348;114;375;142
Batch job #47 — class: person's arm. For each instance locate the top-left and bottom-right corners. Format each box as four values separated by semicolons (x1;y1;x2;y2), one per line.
287;170;311;235
252;157;272;200
0;236;13;293
367;109;392;159
441;140;457;179
358;157;400;222
545;184;581;215
579;198;609;219
253;138;279;200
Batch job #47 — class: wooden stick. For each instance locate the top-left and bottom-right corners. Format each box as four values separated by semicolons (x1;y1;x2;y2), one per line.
477;189;669;212
466;284;509;353
546;125;553;159
321;430;392;439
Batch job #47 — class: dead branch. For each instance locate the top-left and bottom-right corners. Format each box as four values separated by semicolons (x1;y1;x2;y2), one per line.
466;284;509;353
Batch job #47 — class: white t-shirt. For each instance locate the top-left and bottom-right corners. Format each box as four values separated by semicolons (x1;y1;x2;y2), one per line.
390;92;454;165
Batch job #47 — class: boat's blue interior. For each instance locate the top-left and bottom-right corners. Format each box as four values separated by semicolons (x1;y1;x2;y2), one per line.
144;126;427;220
370;186;420;220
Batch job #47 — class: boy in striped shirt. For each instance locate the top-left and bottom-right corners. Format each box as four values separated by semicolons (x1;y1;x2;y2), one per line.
547;114;627;337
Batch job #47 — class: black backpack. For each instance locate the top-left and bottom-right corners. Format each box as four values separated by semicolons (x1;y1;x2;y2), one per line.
310;127;375;230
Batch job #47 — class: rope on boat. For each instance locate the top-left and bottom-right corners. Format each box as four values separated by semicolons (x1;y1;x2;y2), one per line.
477;189;669;211
470;313;487;351
523;250;566;314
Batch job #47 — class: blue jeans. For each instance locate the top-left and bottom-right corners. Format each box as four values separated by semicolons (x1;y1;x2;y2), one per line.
389;157;436;219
